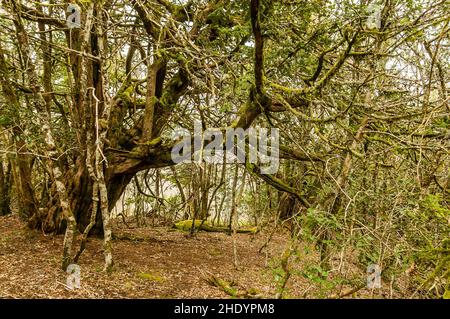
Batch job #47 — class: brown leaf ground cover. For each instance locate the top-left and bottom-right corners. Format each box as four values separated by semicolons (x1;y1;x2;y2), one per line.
0;215;405;298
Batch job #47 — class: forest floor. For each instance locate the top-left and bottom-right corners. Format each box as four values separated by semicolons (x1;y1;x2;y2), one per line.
0;215;405;298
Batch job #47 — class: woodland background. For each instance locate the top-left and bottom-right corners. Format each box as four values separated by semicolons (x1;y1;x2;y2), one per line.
0;0;449;298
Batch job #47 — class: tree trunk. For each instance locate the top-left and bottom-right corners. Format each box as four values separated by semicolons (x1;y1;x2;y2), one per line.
28;163;134;236
0;160;11;216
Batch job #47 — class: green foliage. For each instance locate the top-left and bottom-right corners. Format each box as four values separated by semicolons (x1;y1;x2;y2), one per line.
137;271;165;282
421;194;450;222
444;290;450;300
299;208;343;244
174;219;208;231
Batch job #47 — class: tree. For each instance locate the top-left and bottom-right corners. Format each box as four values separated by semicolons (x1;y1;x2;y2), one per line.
0;0;448;294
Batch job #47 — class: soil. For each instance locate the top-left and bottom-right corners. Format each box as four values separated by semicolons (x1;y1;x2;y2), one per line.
0;215;404;298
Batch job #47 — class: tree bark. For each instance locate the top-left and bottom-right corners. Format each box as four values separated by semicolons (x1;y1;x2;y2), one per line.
0;160;11;216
